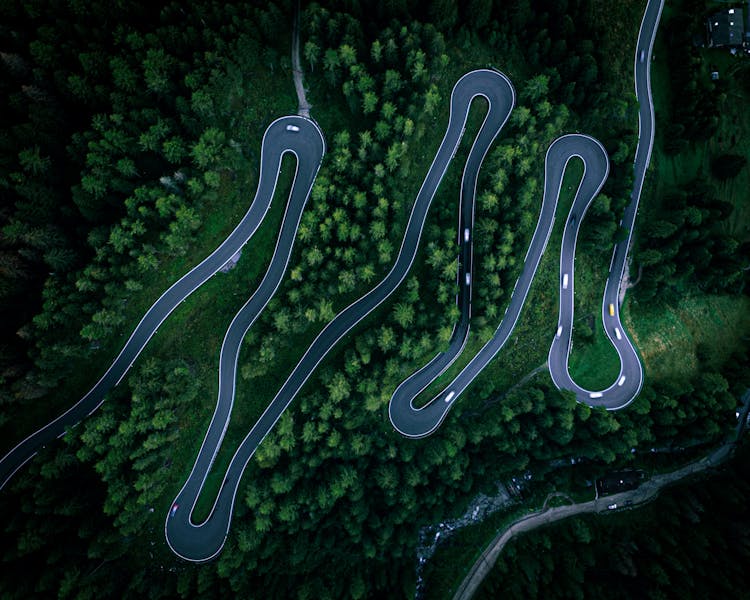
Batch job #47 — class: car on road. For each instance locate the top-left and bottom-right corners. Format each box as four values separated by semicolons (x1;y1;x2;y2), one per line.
570;214;576;226
618;375;627;387
608;503;618;510
286;124;300;132
590;392;603;399
170;503;179;517
608;303;615;316
562;273;569;289
556;325;562;337
639;50;646;62
465;273;471;286
614;327;622;340
464;227;470;242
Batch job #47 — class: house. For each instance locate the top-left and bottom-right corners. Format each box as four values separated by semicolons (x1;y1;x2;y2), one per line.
707;6;746;47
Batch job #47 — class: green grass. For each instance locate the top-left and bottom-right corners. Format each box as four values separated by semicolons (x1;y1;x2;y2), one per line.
183;42;536;518
565;168;623;390
625;0;750;387
155;154;300;521
412;148;591;408
626;294;750;383
568;309;622;390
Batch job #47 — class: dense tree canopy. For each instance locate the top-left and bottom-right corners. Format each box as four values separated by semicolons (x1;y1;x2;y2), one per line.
0;0;747;598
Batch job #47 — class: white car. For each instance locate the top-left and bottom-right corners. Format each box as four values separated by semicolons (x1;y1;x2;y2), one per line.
608;503;618;510
639;50;645;62
562;273;569;289
589;392;603;399
465;273;471;286
170;503;179;517
286;124;300;132
464;228;470;242
614;327;622;340
618;375;627;387
556;325;562;338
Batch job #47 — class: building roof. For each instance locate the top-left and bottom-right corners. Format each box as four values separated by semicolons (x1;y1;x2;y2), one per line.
708;7;745;47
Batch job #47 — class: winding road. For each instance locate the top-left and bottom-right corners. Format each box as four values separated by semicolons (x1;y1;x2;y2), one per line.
0;115;325;489
0;0;663;566
167;68;518;561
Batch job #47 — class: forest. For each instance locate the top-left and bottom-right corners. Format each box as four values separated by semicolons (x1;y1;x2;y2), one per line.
476;442;750;599
1;0;748;598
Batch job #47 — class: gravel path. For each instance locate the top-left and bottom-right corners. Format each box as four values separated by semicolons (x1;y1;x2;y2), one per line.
292;0;311;118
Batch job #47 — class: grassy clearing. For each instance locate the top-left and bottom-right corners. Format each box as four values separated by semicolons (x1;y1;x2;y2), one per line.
628;0;750;387
566;170;623;390
626;294;750;383
568;310;621;390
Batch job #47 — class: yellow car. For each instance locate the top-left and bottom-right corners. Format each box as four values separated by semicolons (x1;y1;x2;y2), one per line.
608;303;615;317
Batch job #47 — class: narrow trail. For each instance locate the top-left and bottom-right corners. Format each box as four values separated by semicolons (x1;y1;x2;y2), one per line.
292;0;311;118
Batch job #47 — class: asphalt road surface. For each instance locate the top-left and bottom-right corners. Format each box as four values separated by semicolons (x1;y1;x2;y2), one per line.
390;133;628;438
166;69;518;561
1;0;662;557
0;115;325;490
549;0;664;410
392;0;664;431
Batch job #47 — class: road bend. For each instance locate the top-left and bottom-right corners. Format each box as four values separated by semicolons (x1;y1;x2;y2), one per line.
0;116;325;491
165;69;515;561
